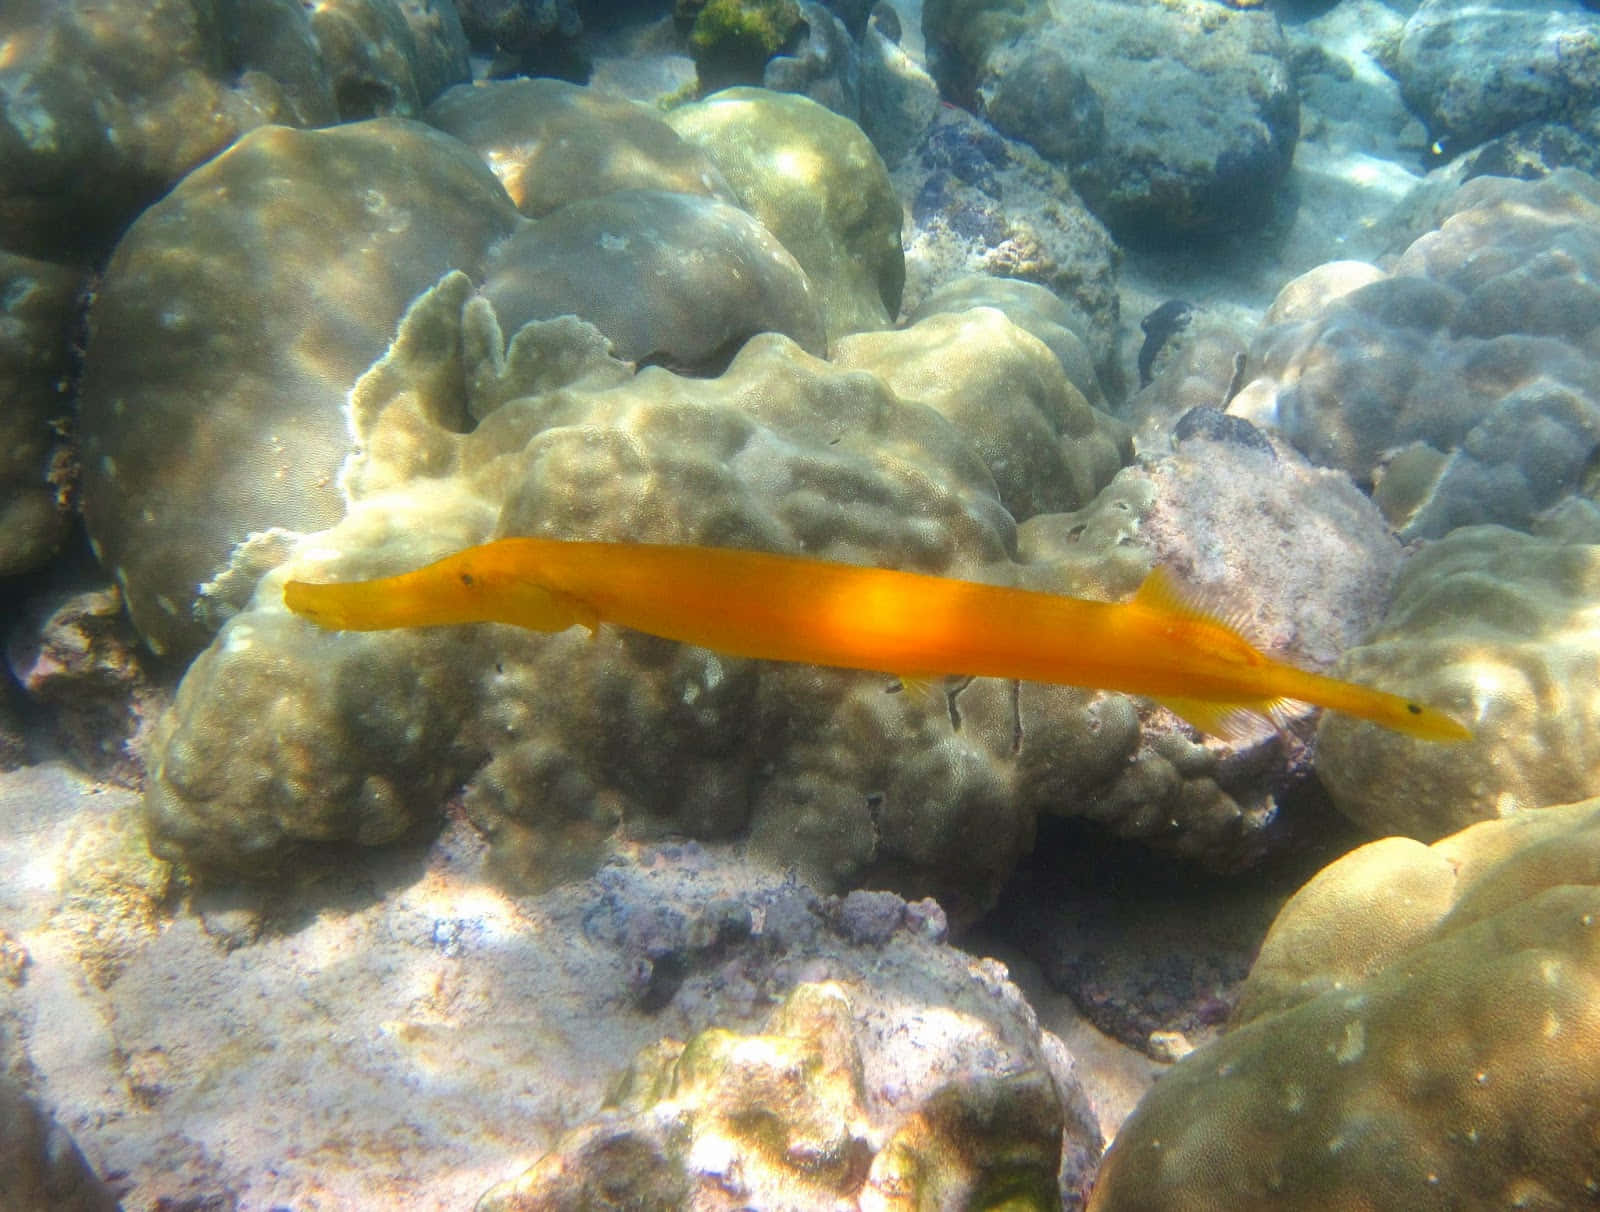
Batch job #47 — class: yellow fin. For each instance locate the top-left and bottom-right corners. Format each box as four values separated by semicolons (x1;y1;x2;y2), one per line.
1154;695;1283;745
887;674;941;701
1133;566;1255;636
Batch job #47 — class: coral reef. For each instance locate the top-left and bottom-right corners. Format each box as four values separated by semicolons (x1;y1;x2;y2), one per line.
142;267;1405;898
1317;525;1600;840
423;77;737;217
1233;170;1600;540
1090;796;1600;1211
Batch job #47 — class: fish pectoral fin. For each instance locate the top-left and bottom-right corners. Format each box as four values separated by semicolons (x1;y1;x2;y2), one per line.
495;582;600;634
1153;695;1284;745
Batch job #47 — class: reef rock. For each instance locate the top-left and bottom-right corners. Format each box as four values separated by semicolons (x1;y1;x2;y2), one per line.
1386;0;1600;153
2;754;1101;1209
1090;795;1600;1211
894;107;1122;391
923;0;1299;243
481;977;1086;1210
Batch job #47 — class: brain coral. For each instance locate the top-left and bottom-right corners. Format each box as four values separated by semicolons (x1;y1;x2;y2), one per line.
1234;169;1600;540
1316;524;1600;841
77;118;521;658
1089;795;1600;1212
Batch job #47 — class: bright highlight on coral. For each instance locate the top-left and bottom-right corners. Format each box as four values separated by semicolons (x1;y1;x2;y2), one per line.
284;538;1474;745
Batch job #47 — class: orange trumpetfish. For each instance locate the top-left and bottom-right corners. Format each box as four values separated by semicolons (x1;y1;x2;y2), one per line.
282;538;1472;743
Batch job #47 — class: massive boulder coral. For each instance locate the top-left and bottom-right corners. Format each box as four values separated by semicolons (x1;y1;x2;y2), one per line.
1316;525;1600;841
922;0;1299;242
423;77;738;218
1234;170;1600;540
1088;796;1600;1212
666;87;905;344
77;118;521;658
145;274;1037;910
478;188;827;370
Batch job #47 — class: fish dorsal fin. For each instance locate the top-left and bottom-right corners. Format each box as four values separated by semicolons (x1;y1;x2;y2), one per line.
1133;566;1255;637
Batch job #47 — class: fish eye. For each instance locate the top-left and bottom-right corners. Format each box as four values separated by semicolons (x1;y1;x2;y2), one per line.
1406;703;1422;715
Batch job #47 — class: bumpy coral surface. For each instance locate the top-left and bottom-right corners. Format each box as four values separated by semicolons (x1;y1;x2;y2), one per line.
1090;796;1600;1212
1317;525;1600;841
479;188;826;370
832;307;1127;519
1235;170;1600;539
145;274;1034;909
667;87;905;344
76;118;522;658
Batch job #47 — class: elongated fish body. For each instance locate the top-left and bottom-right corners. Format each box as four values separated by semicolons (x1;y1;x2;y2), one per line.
283;538;1473;744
